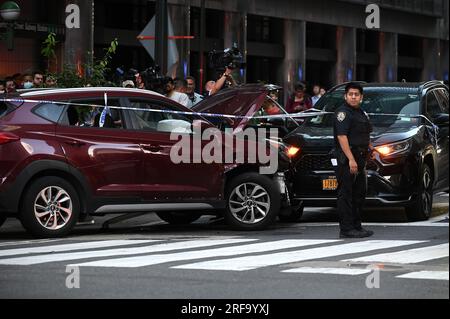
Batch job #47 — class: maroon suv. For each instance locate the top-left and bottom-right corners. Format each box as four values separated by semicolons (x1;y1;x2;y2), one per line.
0;86;296;238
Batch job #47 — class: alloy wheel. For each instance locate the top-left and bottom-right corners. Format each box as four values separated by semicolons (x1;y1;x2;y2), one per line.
34;186;73;230
228;182;270;224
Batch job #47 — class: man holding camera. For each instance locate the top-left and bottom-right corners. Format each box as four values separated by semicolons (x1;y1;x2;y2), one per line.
210;66;237;95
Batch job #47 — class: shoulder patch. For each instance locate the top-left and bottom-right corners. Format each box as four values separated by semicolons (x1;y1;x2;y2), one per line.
337;112;346;122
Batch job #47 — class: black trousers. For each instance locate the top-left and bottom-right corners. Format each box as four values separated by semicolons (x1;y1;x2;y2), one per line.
335;150;368;232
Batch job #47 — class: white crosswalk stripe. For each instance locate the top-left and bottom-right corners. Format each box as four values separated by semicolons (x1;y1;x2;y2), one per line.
282;267;372;275
342;243;449;264
0;238;447;281
68;239;337;268
0;238;255;265
397;271;449;281
172;240;424;271
0;240;155;258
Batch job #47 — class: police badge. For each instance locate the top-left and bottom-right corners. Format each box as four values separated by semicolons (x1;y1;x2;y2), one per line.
337;112;346;122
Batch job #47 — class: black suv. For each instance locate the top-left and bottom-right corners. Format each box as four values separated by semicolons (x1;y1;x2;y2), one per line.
284;81;449;221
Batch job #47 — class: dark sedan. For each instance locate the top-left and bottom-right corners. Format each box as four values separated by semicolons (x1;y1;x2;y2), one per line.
283;81;449;221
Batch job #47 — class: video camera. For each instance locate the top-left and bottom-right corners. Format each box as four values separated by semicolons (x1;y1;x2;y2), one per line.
140;65;166;94
208;43;246;73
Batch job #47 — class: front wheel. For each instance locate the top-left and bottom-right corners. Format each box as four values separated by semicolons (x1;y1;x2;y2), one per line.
20;177;80;238
225;173;280;230
405;164;433;221
156;212;202;225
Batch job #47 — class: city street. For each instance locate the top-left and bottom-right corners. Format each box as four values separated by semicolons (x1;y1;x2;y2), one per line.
0;193;447;300
1;0;449;313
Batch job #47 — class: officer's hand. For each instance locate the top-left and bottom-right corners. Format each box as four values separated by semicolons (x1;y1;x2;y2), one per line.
349;159;358;174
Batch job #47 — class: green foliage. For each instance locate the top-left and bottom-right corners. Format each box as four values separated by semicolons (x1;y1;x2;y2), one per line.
85;38;119;87
41;33;57;59
41;35;119;88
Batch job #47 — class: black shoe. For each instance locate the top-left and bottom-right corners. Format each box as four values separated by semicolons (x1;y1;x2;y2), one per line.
339;229;373;238
356;227;374;237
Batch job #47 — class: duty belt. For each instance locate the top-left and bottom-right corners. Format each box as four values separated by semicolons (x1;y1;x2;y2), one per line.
351;146;369;156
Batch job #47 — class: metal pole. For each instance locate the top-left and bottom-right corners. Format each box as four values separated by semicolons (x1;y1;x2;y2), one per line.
186;0;191;77
89;0;94;66
155;0;168;75
6;23;14;51
199;0;205;94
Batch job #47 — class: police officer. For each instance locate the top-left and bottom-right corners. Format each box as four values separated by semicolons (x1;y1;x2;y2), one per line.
333;82;374;238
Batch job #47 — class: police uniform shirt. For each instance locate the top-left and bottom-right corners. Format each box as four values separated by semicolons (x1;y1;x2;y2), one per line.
333;103;373;149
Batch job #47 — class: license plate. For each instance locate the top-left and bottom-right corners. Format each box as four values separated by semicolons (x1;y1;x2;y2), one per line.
322;178;338;190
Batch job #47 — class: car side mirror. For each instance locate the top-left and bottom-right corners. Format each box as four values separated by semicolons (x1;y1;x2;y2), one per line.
433;113;449;126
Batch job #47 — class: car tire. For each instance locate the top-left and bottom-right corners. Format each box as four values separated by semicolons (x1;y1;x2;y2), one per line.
156;212;202;225
20;176;80;238
225;172;280;230
0;215;6;228
278;201;304;222
405;164;433;221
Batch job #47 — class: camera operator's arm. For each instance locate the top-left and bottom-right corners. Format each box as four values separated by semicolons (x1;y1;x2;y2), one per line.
211;67;233;95
227;73;237;87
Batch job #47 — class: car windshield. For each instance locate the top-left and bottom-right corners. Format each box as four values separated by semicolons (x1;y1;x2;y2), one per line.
248;97;299;128
304;90;421;127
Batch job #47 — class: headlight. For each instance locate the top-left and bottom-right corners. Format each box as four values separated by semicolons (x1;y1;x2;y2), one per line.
375;140;411;156
266;139;301;158
286;146;301;158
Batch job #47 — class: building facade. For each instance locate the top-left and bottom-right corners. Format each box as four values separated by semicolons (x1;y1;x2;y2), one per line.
1;0;448;97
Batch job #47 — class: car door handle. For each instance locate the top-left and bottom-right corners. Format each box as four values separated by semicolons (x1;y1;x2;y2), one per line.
64;140;85;147
140;144;162;152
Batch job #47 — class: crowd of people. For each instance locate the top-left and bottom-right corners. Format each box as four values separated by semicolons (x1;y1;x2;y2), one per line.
0;71;57;94
1;67;327;113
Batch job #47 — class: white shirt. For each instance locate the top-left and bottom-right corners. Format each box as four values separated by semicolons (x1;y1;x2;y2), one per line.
168;91;190;108
186;92;204;108
312;94;322;106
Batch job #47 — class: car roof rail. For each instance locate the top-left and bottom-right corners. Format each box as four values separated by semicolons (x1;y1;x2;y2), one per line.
328;81;367;93
419;80;447;92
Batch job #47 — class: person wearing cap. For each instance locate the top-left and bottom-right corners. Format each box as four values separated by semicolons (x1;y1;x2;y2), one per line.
333;82;375;239
122;80;135;88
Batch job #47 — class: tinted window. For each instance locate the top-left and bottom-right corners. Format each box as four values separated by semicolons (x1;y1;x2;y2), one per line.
426;91;442;119
59;99;123;129
34;103;65;122
0;101;17;119
305;90;421;128
434;89;449;114
125;99;195;133
315;90;420;115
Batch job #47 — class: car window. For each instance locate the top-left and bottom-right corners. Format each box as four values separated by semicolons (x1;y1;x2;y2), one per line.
313;90;345;111
33;103;65;123
306;90;420;128
434;89;449;114
426;91;443;119
125;99;194;134
0;100;17;119
59;99;123;129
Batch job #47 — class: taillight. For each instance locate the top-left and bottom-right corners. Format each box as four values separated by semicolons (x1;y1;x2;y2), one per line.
0;132;20;145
